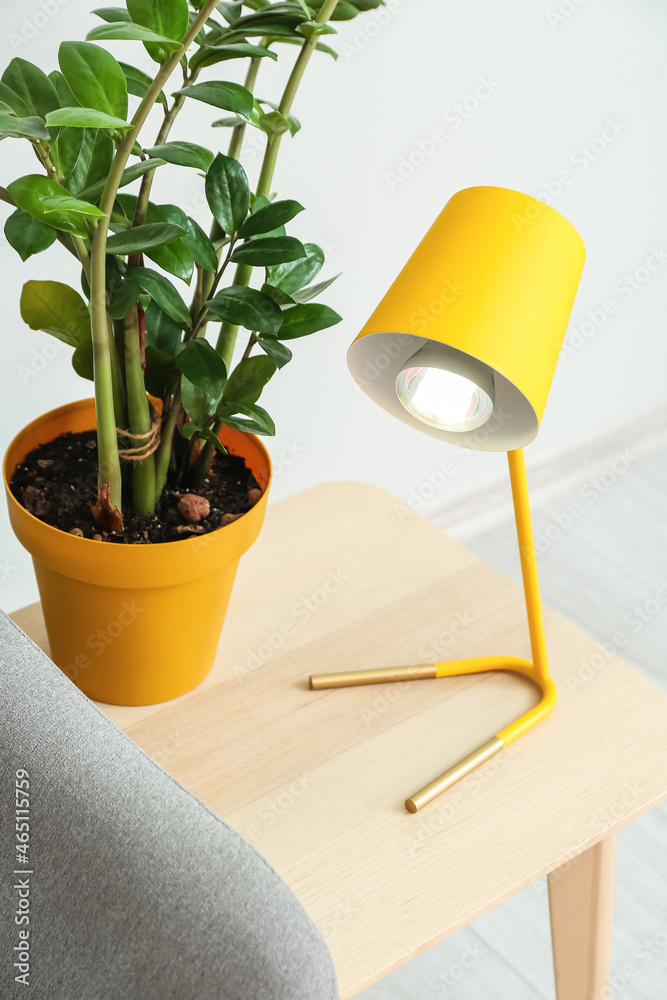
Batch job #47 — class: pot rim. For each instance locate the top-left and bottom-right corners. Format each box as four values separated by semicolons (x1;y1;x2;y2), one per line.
3;397;273;588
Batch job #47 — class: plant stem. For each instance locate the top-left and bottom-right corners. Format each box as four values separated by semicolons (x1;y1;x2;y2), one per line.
154;386;181;498
89;0;220;510
124;305;155;515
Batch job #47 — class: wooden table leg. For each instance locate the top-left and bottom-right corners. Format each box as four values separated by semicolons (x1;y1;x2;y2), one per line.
548;833;617;1000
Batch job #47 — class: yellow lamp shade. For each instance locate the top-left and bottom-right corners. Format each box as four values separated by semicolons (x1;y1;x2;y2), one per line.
347;186;585;450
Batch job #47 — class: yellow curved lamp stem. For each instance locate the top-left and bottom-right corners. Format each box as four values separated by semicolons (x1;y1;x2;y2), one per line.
309;448;557;813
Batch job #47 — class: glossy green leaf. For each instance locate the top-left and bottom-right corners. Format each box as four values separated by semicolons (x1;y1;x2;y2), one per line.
0;114;50;141
217;1;242;22
20;280;90;346
72;335;94;381
181;373;217;425
258;110;291;139
146;236;194;284
119;63;166;105
58;41;128;120
276;303;341;339
266;241;324;293
159;204;219;273
86;23;184;49
176;338;227;398
260;282;296;306
175;81;253;118
1;59;59;121
222;355;276;404
58;129;114;197
93;6;132;21
310;0;359;17
230;236;306;266
46;107;132;131
48;70;77;108
238;199;304;239
78;157;166;201
144;344;175;397
217;401;275;435
255;334;292;368
205;152;249;234
106;222;187;256
189;41;277;71
205;286;282;335
145;300;182;355
40;193;107;221
125;267;191;324
290;273;340;303
106;274;141;320
0;82;30;118
181;421;228;455
126;0;189;62
4;209;58;261
144;140;214;171
8;174;97;236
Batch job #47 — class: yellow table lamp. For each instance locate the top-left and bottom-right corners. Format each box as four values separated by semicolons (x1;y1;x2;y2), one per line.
310;186;586;813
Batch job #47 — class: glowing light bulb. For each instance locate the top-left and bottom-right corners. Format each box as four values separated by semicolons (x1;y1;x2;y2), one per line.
396;365;494;432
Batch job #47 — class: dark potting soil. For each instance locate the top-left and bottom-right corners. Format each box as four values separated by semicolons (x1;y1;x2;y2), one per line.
10;429;262;544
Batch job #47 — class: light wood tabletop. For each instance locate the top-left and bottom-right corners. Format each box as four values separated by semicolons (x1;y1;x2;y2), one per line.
11;482;667;999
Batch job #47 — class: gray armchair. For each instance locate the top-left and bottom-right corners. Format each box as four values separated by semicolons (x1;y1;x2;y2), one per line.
0;611;338;999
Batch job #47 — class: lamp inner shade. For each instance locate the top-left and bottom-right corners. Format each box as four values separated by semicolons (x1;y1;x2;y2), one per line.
396;364;494;433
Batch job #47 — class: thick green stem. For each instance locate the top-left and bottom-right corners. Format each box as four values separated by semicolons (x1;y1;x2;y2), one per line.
154;387;181;498
89;0;220;509
124;306;155;515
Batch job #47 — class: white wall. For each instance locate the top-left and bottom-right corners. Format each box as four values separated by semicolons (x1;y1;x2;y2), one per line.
2;0;666;609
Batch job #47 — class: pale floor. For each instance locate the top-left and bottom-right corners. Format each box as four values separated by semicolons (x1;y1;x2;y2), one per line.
359;445;667;999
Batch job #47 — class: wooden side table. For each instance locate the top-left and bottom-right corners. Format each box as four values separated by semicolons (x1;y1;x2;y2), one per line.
12;482;667;999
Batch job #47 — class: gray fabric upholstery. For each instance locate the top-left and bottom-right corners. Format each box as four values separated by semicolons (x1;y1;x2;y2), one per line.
0;611;338;1000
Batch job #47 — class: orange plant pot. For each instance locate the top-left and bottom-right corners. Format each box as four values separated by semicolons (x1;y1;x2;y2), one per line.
3;398;272;706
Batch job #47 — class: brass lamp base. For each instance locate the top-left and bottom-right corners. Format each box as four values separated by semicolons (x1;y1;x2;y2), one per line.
308;450;557;813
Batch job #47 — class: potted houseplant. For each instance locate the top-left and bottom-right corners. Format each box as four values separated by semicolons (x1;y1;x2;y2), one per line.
2;0;381;705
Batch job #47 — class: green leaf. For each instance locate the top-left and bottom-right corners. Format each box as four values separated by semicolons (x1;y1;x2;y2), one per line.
217;401;275;435
119;63;166;105
48;70;77;108
58;41;128;120
256;334;292;368
5;209;57;261
144;140;214;172
144;344;175;397
238;199;304;239
159;205;219;273
46;108;132;131
267;241;324;293
175;81;253;118
146;237;194;284
1;59;59;121
57;129;114;197
260;282;296;306
0;82;30;118
86;23;184;49
181;373;217;425
277;303;341;339
106;222;187;256
20;280;90;347
190;41;277;72
182;421;228;454
222;355;276;404
93;6;132;21
127;0;190;61
206;286;282;334
0;114;50;141
72;336;94;381
231;236;306;266
40;193;107;221
310;0;359;17
205;152;249;234
145;300;182;355
291;273;340;303
8;175;99;237
78;157;166;201
107;274;141;320
176;339;227;398
125;267;191;324
257;110;291;139
274;36;338;59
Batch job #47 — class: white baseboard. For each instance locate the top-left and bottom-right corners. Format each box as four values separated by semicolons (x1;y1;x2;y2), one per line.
429;403;667;541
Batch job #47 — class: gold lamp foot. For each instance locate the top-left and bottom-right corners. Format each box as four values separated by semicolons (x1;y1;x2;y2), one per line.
405;737;504;812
